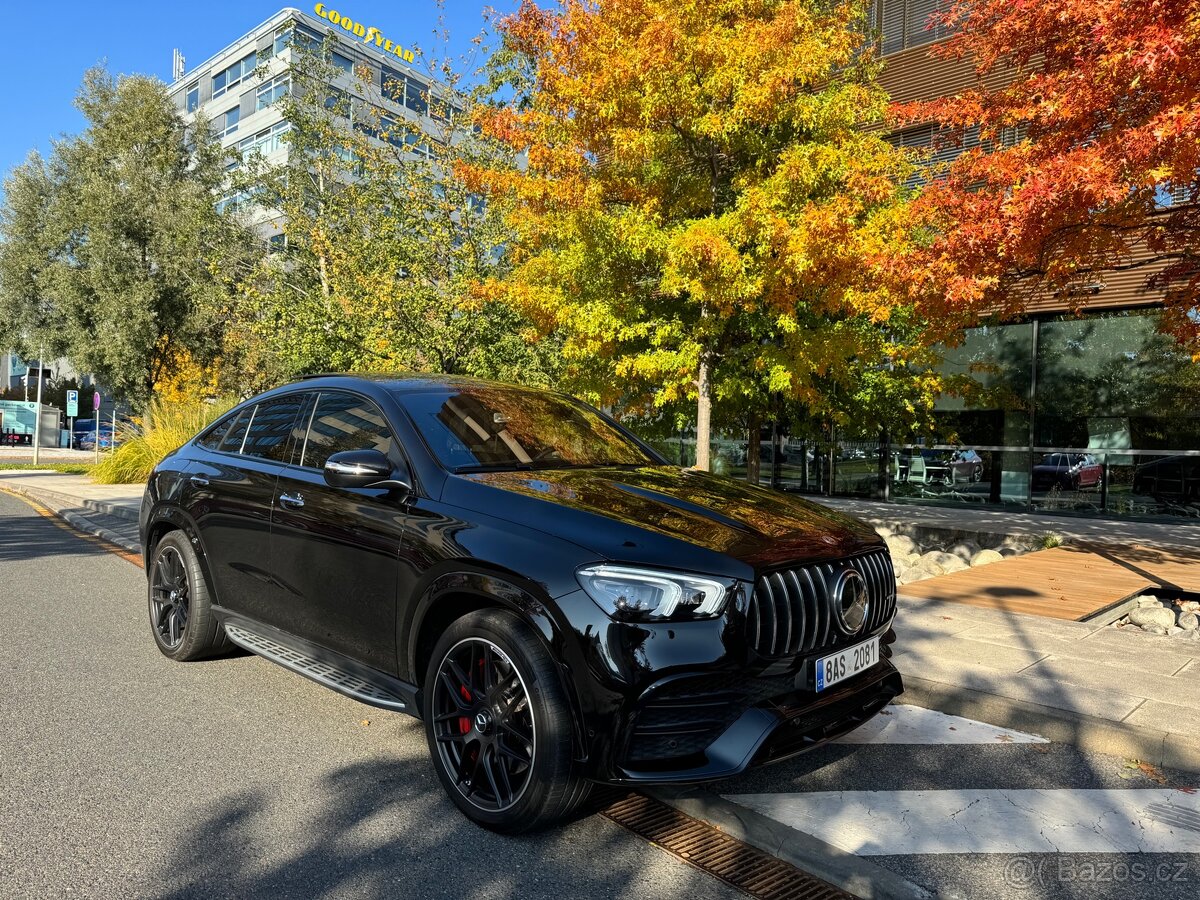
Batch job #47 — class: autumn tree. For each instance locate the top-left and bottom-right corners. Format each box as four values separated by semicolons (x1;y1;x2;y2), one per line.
231;38;561;391
894;0;1200;348
0;67;252;407
474;0;936;471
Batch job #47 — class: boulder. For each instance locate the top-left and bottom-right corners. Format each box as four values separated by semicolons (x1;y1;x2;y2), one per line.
886;535;919;557
897;568;927;585
1135;594;1164;607
1178;612;1199;632
969;549;1005;567
875;525;894;540
892;557;910;578
920;550;968;574
948;541;981;562
1128;606;1177;630
1142;625;1169;636
998;547;1019;558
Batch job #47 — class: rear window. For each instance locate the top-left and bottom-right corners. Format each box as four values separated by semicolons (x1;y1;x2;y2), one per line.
196;414;235;451
242;394;306;463
217;409;253;454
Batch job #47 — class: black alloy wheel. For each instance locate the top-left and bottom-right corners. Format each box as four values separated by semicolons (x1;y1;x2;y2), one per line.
151;545;190;650
423;609;592;833
147;530;230;662
431;637;535;812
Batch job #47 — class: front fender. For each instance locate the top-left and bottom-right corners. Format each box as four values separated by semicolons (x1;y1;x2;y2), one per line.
402;565;590;760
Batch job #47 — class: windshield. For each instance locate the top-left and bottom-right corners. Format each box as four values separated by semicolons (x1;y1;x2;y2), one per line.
395;386;660;472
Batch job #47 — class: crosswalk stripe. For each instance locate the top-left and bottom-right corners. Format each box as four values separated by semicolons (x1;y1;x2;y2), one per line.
723;789;1200;855
836;704;1049;745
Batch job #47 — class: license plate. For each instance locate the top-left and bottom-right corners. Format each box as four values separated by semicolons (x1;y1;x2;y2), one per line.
814;636;880;692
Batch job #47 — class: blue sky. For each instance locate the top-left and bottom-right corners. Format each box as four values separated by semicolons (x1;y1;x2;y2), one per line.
0;1;521;186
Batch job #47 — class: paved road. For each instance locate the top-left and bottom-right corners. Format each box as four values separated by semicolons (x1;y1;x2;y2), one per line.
0;490;738;900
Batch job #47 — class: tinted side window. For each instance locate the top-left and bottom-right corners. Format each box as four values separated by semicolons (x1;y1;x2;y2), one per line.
217;409;252;454
301;392;392;470
242;394;307;463
196;415;234;451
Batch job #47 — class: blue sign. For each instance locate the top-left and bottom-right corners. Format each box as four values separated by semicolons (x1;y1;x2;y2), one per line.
66;390;79;418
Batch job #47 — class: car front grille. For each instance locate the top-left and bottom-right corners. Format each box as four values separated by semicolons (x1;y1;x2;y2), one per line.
746;549;895;659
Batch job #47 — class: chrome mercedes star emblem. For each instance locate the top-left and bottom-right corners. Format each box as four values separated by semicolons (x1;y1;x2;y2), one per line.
834;569;870;633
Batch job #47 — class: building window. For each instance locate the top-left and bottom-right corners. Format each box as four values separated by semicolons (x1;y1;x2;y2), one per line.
331;51;354;76
238;121;290;160
275;23;321;56
885;123;981;187
381;67;429;117
878;0;953;55
256;74;291;111
186;82;199;113
212;51;257;100
219;106;241;138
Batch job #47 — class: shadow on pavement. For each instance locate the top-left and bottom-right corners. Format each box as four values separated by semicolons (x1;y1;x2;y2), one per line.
154;757;724;900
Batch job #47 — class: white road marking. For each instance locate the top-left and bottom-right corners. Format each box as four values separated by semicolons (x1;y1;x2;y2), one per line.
723;789;1200;855
836;704;1049;745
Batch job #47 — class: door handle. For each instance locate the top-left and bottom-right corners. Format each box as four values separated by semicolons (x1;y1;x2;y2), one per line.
189;474;210;486
278;492;305;509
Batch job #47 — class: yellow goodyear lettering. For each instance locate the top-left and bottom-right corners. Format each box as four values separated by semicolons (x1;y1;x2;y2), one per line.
314;3;328;19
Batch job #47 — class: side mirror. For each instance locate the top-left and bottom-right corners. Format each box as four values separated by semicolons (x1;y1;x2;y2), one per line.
323;449;410;492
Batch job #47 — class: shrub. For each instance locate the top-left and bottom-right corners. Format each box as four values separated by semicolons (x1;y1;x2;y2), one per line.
92;397;234;484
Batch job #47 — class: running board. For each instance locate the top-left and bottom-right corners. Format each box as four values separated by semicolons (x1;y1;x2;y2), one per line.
224;621;412;712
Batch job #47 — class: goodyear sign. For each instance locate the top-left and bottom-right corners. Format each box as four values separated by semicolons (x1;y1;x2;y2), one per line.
313;4;415;63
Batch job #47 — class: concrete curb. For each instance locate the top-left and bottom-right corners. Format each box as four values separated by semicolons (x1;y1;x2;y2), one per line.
17;486;141;524
648;785;932;900
0;484;142;556
901;675;1200;775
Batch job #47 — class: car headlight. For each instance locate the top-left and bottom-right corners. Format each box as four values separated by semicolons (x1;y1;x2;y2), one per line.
576;564;730;620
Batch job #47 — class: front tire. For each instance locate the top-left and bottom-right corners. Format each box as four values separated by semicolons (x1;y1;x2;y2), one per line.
148;531;229;661
423;609;591;833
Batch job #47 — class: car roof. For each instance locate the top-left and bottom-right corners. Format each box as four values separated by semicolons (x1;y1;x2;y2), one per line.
293;372;555;395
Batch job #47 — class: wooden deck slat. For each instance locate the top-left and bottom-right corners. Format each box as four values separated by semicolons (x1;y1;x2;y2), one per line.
898;545;1200;621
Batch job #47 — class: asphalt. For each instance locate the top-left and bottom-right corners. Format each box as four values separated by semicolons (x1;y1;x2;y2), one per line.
0;490;739;900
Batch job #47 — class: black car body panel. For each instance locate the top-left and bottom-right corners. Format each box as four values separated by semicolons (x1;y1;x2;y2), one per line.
141;374;902;785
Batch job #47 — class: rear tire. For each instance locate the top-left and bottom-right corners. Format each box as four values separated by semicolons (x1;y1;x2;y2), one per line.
423;609;591;833
148;531;230;661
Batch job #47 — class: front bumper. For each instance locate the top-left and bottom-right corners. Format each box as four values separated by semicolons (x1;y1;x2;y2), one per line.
603;657;903;784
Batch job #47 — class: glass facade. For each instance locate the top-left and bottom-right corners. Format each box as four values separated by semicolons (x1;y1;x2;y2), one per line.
629;309;1200;522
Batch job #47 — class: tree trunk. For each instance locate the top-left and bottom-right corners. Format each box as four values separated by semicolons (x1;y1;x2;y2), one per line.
746;410;760;485
694;351;712;471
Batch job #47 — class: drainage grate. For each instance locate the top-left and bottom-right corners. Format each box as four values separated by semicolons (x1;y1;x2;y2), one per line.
601;793;854;900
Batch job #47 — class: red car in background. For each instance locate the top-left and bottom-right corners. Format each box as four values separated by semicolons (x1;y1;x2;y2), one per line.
1032;453;1104;491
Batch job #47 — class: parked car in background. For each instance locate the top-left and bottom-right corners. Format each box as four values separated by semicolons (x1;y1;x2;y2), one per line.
140;374;903;832
77;426;117;451
1032;452;1103;491
948;449;985;483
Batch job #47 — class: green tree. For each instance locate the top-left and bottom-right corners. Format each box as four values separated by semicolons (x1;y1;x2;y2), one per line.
0;67;253;407
231;38;560;389
475;0;939;472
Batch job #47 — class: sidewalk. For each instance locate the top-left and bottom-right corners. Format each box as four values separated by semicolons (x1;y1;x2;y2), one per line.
892;595;1200;772
0;470;142;552
3;469;1199;772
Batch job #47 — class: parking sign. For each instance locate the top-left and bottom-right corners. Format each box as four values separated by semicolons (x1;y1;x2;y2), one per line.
66;390;79;418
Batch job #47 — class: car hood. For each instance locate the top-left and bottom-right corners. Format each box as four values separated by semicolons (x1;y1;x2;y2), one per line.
442;465;882;577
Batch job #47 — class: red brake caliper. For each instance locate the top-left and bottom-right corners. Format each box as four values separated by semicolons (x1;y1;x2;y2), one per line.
458;684;472;734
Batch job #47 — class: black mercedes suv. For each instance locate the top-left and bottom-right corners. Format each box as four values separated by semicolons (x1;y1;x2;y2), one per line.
140;375;902;831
